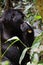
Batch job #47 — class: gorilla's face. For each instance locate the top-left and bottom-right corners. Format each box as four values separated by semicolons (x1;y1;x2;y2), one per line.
20;22;34;47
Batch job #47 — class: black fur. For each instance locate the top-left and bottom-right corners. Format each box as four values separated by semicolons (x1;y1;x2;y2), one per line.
1;9;34;65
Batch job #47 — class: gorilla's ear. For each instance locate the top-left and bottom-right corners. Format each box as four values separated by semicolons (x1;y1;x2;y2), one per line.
20;22;29;32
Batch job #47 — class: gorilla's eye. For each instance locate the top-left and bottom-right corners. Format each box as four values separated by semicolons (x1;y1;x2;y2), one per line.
27;30;32;33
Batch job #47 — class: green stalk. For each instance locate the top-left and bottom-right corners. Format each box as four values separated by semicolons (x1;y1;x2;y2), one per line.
19;39;27;48
2;37;28;59
1;40;19;59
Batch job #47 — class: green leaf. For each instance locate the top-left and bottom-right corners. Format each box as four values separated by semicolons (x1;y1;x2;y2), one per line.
38;63;43;65
2;36;19;58
2;39;19;58
34;15;42;21
26;62;31;65
5;36;27;47
30;32;43;58
33;32;43;44
19;47;29;65
32;53;39;64
2;61;10;65
5;36;19;43
23;3;33;14
2;36;27;58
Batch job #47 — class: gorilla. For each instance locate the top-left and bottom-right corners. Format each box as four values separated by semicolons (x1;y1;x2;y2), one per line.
0;8;34;65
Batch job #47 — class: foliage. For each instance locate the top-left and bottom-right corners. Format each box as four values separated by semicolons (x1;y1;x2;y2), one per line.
1;61;10;65
19;32;43;65
0;0;43;65
1;32;43;65
35;0;43;22
19;47;29;65
2;36;27;59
